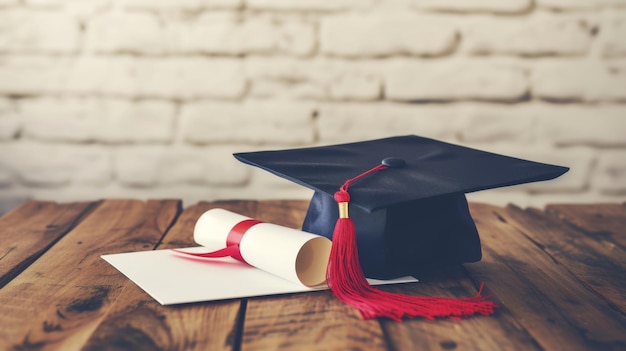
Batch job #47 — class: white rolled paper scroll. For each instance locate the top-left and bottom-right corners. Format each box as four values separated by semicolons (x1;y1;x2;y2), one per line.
183;208;332;288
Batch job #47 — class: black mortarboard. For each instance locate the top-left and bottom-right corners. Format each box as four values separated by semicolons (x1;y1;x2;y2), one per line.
234;135;569;280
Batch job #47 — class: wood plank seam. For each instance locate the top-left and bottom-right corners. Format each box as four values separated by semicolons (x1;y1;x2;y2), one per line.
0;201;101;289
231;299;247;351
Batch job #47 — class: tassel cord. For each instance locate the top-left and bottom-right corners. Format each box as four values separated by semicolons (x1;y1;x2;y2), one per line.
327;163;497;321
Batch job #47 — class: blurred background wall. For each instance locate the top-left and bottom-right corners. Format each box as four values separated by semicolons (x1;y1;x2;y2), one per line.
0;0;625;214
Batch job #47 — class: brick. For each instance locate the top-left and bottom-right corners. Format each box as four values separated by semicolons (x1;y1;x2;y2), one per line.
0;142;112;186
180;101;315;145
0;56;54;95
180;14;315;56
61;56;112;95
595;150;626;193
462;14;593;56
136;58;246;99
66;147;113;186
600;13;626;57
538;105;626;146
245;57;336;91
0;56;75;95
413;0;531;13
246;57;328;99
227;18;303;55
98;100;176;143
24;0;64;5
320;14;457;57
114;145;249;186
457;105;536;143
120;0;241;10
531;60;626;101
246;57;320;81
536;0;625;10
21;1;110;22
247;0;372;11
20;98;98;142
243;166;314;199
66;1;112;21
155;152;206;185
384;59;528;101
85;12;166;55
114;146;160;186
246;58;385;100
63;57;246;99
0;10;79;53
275;21;316;57
19;98;175;143
316;103;462;142
165;146;249;186
249;79;325;100
328;72;382;101
0;99;19;140
322;61;384;101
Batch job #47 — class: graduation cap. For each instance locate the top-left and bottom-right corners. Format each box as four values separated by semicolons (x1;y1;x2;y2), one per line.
234;135;568;320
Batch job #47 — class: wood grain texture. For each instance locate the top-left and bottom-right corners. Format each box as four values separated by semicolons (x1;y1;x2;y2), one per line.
0;199;181;351
244;291;387;351
381;267;541;351
0;200;96;288
1;200;624;351
253;199;309;229
505;204;626;314
466;203;626;351
545;203;626;249
82;200;258;351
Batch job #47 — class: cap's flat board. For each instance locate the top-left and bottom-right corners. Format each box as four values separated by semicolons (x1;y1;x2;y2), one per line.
235;135;569;211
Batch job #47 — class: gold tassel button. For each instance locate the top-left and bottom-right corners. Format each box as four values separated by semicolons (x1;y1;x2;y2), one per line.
338;202;349;219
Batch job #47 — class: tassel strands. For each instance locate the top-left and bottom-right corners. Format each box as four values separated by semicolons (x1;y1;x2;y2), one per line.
326;163;497;321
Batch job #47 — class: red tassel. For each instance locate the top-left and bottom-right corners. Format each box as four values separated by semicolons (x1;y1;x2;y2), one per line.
327;166;497;321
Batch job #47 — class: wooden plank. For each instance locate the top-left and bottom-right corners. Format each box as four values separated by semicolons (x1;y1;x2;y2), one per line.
0;199;181;351
504;204;626;314
253;199;310;229
0;200;96;288
241;200;390;350
465;203;626;351
82;200;258;351
545;203;626;249
244;290;388;350
381;267;541;351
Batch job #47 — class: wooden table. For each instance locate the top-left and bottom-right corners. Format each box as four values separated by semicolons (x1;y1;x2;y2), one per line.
0;199;624;350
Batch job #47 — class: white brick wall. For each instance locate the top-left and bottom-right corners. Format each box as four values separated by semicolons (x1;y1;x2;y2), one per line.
320;14;457;57
0;9;80;53
0;0;625;215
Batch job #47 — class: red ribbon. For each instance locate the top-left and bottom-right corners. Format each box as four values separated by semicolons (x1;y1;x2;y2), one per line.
174;219;262;265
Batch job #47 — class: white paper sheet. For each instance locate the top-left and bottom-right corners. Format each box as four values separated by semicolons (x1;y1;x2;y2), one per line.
102;208;418;305
102;248;417;305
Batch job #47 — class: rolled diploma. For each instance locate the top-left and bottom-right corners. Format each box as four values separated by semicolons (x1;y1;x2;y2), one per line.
192;208;331;288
